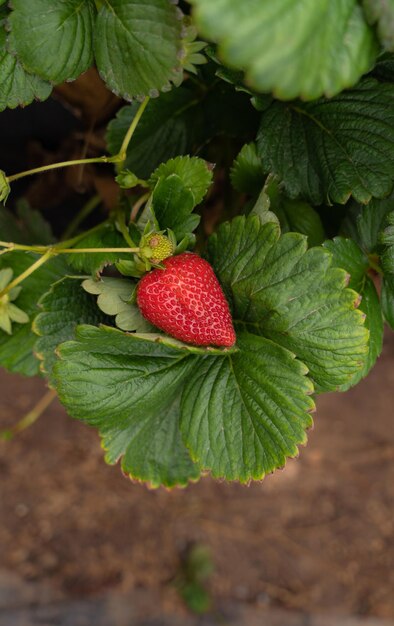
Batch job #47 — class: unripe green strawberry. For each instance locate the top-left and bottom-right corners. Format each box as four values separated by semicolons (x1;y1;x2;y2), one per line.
137;253;236;347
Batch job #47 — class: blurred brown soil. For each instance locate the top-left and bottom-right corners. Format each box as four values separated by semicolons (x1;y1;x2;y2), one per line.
0;333;393;620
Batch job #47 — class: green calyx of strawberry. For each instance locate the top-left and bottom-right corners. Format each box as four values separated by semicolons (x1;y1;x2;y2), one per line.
116;227;176;278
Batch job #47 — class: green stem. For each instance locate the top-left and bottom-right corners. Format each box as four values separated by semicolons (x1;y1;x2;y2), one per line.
54;247;139;254
1;389;57;440
117;97;150;169
6;156;117;184
0;249;54;297
61;195;101;240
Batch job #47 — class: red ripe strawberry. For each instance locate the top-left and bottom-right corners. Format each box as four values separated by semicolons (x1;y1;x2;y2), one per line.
137;253;236;347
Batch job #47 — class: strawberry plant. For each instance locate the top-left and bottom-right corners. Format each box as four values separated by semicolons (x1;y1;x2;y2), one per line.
0;0;393;487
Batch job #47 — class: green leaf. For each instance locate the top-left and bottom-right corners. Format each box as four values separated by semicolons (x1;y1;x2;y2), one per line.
381;211;394;272
230;143;265;195
0;22;52;112
0;252;67;376
323;237;382;388
151;175;200;240
8;0;95;84
191;0;377;100
106;87;204;179
363;0;394;50
208;216;368;391
149;156;213;206
34;277;112;380
381;274;394;328
257;79;394;205
66;223;133;275
52;325;201;488
0;201;54;245
323;237;368;292
181;332;314;482
81;276;154;332
264;178;325;247
343;195;394;254
94;0;182;100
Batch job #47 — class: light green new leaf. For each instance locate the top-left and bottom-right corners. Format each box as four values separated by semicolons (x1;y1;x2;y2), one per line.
208;216;368;391
95;0;182;101
149;156;213;206
66;223;133;275
34;277;112;380
0;23;52;112
0;252;67;376
151;175;200;240
9;0;96;84
363;0;394;50
181;332;314;482
106;88;205;179
257;79;394;205
323;237;382;389
191;0;377;101
53;325;201;487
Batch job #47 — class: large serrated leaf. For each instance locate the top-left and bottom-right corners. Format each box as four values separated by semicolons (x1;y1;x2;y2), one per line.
0;252;67;376
0;202;54;245
181;332;314;482
8;0;96;84
52;325;201;488
208;216;369;391
94;0;182;101
0;23;52;112
257;79;394;205
34;277;112;380
191;0;377;101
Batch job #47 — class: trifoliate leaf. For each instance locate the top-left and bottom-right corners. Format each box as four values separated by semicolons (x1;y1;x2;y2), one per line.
0;252;67;375
0;22;52;112
94;0;182;100
323;237;382;389
208;216;368;391
8;0;95;84
230;143;265;196
257;79;394;205
66;223;133;276
149;156;213;206
34;277;112;380
363;0;394;50
381;274;394;328
52;325;201;488
81;277;153;332
381;211;394;273
181;332;314;482
191;0;378;100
